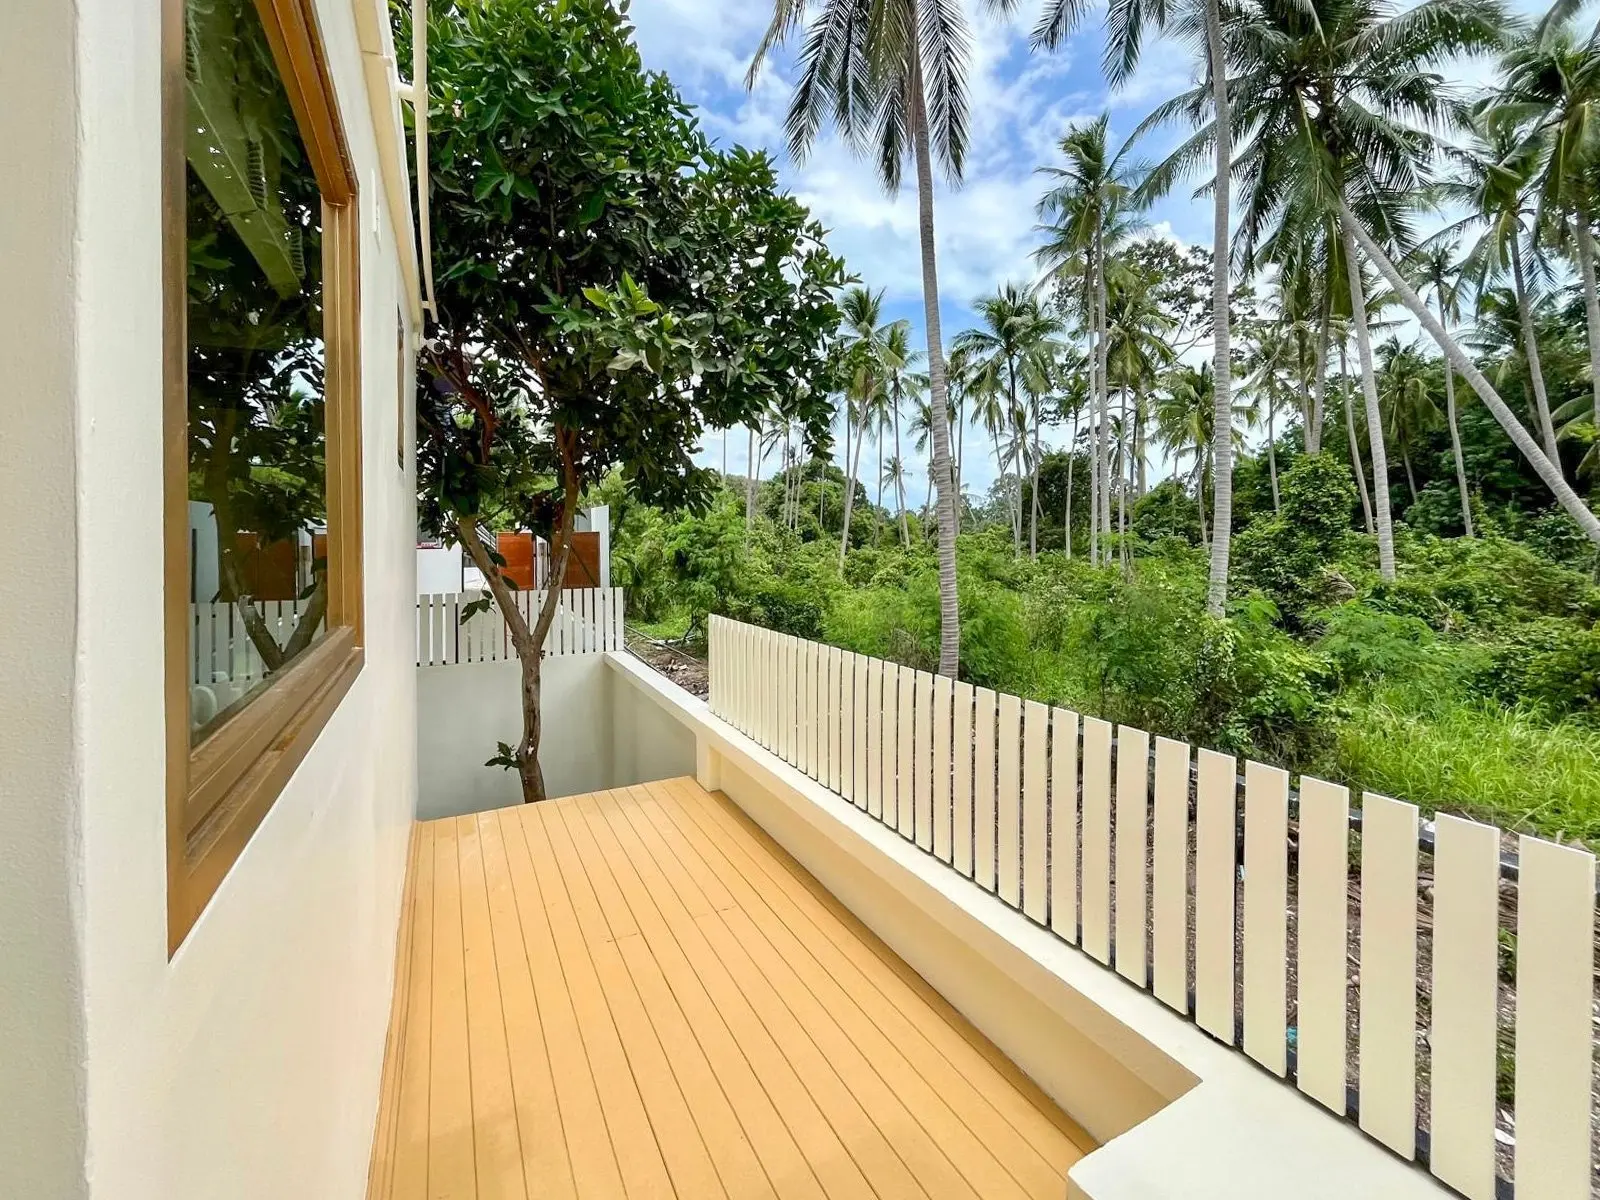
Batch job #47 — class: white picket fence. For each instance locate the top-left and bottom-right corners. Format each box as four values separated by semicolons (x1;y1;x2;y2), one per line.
708;615;1599;1200
191;598;320;687
416;588;625;666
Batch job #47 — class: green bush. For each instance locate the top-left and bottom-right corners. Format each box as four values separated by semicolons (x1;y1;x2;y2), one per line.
1473;617;1600;722
1231;454;1359;621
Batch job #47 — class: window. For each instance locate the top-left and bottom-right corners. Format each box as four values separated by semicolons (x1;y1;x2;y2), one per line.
163;0;363;951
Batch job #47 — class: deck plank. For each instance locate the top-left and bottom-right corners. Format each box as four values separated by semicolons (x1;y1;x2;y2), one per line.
370;780;1088;1200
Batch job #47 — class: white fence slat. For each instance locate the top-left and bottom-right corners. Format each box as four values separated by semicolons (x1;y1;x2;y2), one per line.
1195;748;1238;1044
852;655;869;810
432;594;446;666
1022;700;1049;924
1081;717;1113;964
881;664;900;824
1358;793;1419;1159
839;652;857;802
1049;708;1079;944
759;628;774;747
808;640;824;779
1429;814;1500;1200
834;648;848;794
973;688;998;890
896;667;915;839
1152;737;1190;1012
953;682;976;877
996;692;1023;906
1514;835;1597;1199
1075;720;1113;966
915;671;936;852
778;634;793;763
932;674;954;863
866;658;884;821
1243;760;1289;1077
1296;776;1350;1114
444;594;458;663
1115;725;1152;987
794;637;809;772
825;647;840;789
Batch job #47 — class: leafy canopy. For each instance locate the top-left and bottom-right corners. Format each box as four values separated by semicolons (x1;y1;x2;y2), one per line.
413;0;849;535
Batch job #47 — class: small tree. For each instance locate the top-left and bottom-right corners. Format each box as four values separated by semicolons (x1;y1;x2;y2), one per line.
413;0;846;802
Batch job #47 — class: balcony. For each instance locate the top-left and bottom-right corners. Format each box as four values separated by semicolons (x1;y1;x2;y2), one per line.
364;778;1091;1199
391;599;1586;1200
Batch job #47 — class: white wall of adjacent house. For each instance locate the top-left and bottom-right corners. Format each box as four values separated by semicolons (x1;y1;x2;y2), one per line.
0;1;422;1198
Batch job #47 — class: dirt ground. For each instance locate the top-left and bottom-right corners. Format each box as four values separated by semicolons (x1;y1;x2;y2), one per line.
624;629;709;698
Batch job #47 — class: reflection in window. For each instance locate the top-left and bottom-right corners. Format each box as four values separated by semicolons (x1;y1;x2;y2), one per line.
184;0;328;740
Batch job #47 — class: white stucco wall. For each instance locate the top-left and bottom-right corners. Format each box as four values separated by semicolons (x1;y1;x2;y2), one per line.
27;0;423;1197
0;0;89;1195
416;652;697;818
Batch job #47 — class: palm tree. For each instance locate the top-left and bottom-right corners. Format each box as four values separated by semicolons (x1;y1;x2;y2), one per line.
886;325;929;547
1410;240;1476;535
1436;107;1562;462
1155;362;1250;548
953;284;1064;558
1034;116;1146;568
1499;17;1600;438
1036;0;1236;612
835;287;905;570
1377;337;1440;503
750;0;1008;676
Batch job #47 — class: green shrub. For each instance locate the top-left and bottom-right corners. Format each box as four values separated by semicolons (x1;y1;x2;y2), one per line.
1231;455;1359;621
1473;617;1600;722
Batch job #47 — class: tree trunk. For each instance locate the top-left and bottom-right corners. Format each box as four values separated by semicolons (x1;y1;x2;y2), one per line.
1030;400;1041;560
1435;296;1475;538
1310;295;1330;454
1574;214;1600;434
1341;199;1600;547
1118;384;1130;569
1266;394;1280;513
954;399;965;529
1095;229;1112;566
894;391;910;547
457;439;580;804
1510;235;1560;462
1204;0;1234;616
1340;219;1396;581
1065;407;1077;557
875;424;885;546
909;46;960;678
839;404;868;570
1342;341;1375;534
745;424;759;547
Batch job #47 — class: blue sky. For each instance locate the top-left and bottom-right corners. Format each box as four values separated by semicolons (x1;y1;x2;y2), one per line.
625;0;1524;506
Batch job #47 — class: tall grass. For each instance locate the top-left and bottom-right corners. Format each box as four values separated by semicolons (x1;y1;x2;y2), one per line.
1333;699;1600;843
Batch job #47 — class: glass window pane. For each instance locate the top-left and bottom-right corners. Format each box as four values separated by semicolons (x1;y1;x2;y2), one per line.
183;0;328;742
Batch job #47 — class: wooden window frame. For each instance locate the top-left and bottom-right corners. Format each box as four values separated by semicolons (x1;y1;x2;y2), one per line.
162;0;365;953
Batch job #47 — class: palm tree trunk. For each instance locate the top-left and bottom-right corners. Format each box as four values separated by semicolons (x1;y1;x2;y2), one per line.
1401;435;1417;503
1510;236;1560;462
1340;220;1396;581
954;399;966;529
1118;384;1130;568
1066;407;1077;558
745;424;759;546
1030;404;1041;560
1266;395;1280;513
1341;341;1374;534
1203;0;1234;616
1432;295;1475;538
839;406;867;570
909;46;960;678
1341;199;1600;547
875;427;884;545
1095;229;1113;567
1574;214;1600;434
1310;295;1330;454
894;393;910;548
1196;460;1209;549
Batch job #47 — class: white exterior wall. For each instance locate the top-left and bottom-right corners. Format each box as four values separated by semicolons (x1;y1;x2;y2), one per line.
0;0;89;1195
0;0;420;1196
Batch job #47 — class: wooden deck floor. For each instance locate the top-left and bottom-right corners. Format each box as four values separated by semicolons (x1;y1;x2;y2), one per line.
366;777;1093;1200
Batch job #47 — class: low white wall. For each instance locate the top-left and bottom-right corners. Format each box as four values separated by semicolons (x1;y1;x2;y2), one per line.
417;653;697;818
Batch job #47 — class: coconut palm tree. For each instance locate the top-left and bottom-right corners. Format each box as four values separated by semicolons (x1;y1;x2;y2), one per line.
836;287;905;569
1435;107;1562;461
953;284;1065;557
1034;116;1146;568
1036;0;1237;610
750;0;1012;676
1409;239;1477;534
1377;337;1440;503
1499;16;1600;437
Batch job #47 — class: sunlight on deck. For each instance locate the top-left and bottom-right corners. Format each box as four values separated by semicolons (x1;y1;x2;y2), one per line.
365;778;1093;1199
